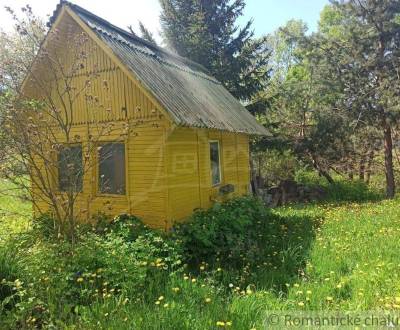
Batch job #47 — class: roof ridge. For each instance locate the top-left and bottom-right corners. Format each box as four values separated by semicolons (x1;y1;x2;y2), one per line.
88;24;221;84
49;1;217;81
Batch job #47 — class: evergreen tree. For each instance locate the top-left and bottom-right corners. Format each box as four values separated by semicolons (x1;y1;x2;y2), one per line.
159;0;269;100
138;21;157;44
310;0;400;198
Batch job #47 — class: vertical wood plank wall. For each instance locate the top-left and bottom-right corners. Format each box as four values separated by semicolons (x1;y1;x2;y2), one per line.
166;127;250;225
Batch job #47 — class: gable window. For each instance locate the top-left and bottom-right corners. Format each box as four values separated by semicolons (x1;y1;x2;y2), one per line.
210;141;221;186
58;145;83;192
98;143;126;195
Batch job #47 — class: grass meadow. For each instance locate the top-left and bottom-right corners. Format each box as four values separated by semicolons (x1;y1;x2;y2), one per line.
1;177;400;329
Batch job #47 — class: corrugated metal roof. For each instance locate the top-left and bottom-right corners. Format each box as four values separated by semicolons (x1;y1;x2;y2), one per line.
50;1;269;135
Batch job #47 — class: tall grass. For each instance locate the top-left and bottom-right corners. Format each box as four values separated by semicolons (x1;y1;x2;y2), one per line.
1;178;400;329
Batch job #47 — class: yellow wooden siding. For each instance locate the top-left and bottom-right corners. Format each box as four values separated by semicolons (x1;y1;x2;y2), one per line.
166;128;250;224
166;128;201;222
128;125;168;228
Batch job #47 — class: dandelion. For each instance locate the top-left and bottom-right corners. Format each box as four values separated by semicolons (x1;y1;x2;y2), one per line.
298;301;305;307
183;275;189;280
200;265;205;271
172;287;180;293
163;303;169;308
326;296;333;302
226;321;232;326
216;321;225;327
306;290;312;295
205;297;212;303
229;283;234;288
192;278;196;283
155;301;160;305
158;296;164;301
76;277;84;283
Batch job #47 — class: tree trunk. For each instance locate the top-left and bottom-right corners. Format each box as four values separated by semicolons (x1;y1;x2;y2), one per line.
250;157;258;195
310;153;334;184
365;149;374;185
383;120;395;198
359;152;366;181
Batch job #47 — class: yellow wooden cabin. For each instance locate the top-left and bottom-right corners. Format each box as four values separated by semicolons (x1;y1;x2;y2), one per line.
23;1;268;229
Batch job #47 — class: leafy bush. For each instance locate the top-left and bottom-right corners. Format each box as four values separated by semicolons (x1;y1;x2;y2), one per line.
0;216;184;328
173;197;281;269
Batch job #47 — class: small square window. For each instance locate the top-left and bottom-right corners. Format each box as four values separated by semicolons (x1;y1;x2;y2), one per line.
98;143;126;195
210;141;221;186
58;145;83;192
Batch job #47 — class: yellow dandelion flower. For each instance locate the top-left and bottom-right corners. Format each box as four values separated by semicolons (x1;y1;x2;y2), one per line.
163;303;169;308
192;278;196;283
77;277;84;283
216;321;225;326
158;296;164;301
326;296;333;302
205;297;212;303
155;301;160;305
226;321;232;326
298;301;305;307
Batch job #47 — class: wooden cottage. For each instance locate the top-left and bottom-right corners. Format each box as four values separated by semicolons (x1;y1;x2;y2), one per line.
23;2;268;229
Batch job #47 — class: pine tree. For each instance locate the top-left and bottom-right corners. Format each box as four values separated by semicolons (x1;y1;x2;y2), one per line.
159;0;269;100
315;0;400;198
138;21;157;44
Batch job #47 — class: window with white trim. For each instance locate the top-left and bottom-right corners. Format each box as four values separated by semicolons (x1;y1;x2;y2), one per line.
98;143;126;195
209;141;221;186
58;145;83;192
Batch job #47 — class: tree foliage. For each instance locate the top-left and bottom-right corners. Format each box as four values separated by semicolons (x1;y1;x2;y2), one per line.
159;0;270;100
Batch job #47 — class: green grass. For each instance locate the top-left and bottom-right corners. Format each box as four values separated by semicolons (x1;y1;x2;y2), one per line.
0;178;31;242
1;178;400;329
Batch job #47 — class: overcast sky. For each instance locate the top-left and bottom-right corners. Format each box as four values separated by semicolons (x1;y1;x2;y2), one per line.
0;0;329;44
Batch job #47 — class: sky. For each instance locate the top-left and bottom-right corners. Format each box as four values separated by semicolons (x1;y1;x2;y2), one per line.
0;0;330;44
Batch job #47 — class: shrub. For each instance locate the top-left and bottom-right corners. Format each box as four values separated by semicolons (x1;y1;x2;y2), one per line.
172;197;282;271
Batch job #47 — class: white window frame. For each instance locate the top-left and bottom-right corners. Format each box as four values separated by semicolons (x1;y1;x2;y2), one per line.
209;140;222;186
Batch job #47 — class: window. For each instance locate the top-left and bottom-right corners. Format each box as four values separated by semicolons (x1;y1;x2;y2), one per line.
210;141;221;186
58;145;83;192
98;143;126;195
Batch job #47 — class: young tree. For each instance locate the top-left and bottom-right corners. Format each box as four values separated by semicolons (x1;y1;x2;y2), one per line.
0;6;123;244
159;0;270;100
